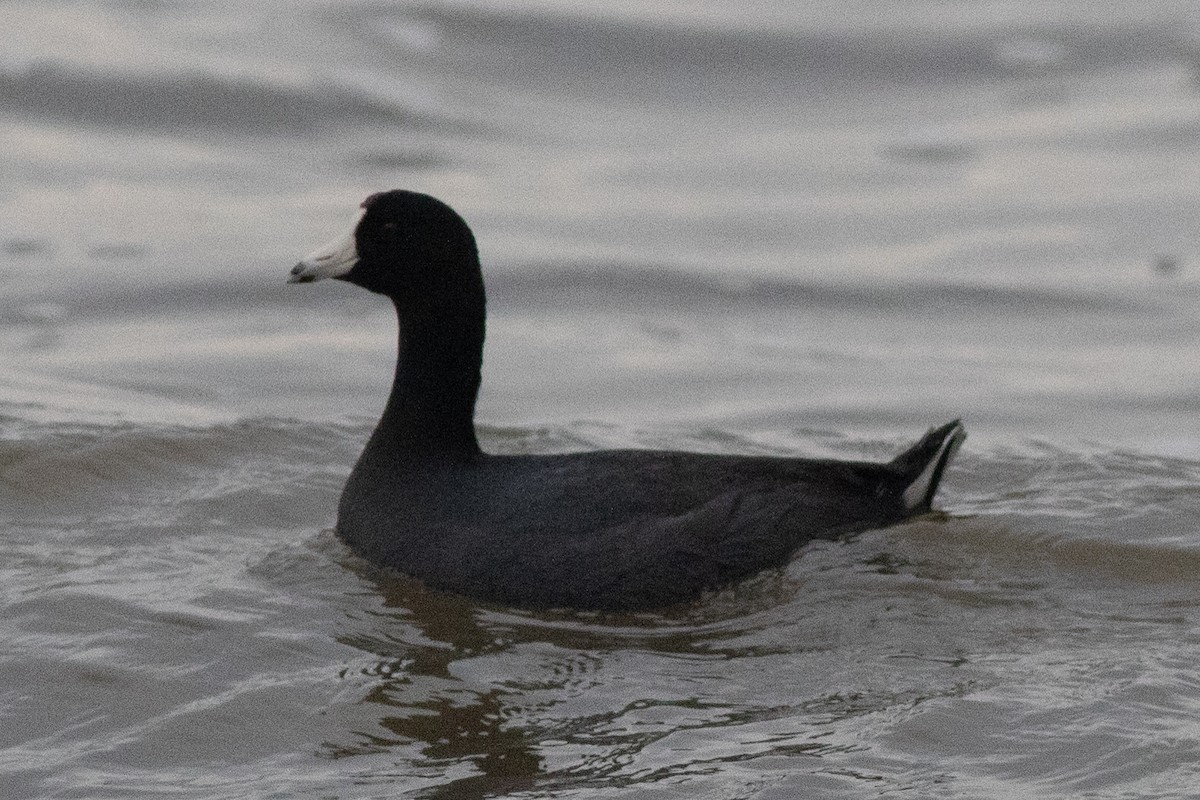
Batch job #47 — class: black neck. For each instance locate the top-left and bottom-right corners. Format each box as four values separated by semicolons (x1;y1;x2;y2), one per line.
366;297;485;462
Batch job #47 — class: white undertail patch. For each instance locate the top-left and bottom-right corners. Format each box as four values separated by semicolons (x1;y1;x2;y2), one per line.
902;421;966;511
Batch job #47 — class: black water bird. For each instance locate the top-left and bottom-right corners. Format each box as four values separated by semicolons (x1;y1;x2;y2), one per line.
289;190;965;610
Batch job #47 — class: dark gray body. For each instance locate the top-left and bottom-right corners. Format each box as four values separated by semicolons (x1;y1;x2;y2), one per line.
337;427;961;610
290;190;965;611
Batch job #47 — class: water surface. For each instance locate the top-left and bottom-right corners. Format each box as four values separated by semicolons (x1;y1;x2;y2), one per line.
3;0;1200;797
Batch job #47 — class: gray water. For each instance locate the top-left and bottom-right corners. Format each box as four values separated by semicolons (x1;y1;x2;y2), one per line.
4;1;1200;797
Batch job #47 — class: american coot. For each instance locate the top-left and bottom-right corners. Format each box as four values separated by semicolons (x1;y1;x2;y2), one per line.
289;190;965;611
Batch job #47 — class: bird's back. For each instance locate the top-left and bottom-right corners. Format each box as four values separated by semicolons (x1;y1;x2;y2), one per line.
337;447;926;609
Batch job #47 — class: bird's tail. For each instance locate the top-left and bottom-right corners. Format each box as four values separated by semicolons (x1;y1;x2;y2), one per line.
888;420;966;514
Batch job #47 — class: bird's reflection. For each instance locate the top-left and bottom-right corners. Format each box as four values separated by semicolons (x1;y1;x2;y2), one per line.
331;556;795;798
336;568;543;799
